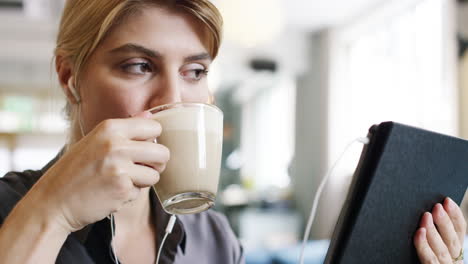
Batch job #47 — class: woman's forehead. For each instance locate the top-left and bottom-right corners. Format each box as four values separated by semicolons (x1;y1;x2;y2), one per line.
98;6;210;57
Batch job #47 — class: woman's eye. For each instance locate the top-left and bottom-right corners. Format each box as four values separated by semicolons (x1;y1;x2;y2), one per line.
121;61;153;75
181;64;208;81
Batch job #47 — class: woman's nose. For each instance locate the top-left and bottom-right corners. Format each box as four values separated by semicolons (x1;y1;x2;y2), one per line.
148;73;182;107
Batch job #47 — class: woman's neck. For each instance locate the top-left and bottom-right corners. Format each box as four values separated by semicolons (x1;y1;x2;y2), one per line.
112;187;158;263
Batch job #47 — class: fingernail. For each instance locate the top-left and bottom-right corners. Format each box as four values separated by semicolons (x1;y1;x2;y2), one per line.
436;203;446;218
416;227;426;242
422;212;431;224
446;197;456;210
420;227;426;236
420;228;426;240
425;212;433;223
142;111;152;118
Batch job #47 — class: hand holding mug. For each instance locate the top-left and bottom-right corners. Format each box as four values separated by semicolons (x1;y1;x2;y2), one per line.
27;113;169;233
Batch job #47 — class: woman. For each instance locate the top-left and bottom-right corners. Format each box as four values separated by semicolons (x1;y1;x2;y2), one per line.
0;1;241;263
0;0;464;263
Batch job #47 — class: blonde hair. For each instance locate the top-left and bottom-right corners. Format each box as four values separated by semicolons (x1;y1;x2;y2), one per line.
55;0;223;130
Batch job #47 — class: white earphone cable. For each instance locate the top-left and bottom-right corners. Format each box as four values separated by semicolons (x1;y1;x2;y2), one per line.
298;137;369;264
110;214;120;264
155;214;177;264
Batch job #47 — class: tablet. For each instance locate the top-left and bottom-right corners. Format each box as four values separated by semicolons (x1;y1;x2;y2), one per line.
324;122;468;264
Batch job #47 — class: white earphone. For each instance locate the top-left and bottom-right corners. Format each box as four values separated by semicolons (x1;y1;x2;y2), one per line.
68;76;86;138
67;77;81;103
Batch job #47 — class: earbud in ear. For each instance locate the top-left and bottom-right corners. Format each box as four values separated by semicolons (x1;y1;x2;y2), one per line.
67;77;81;103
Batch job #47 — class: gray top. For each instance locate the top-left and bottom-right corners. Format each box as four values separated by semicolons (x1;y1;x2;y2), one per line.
0;151;245;264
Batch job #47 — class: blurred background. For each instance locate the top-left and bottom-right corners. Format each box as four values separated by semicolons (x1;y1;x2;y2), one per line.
1;0;468;263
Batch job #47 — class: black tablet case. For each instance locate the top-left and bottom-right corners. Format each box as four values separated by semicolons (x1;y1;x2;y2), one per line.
324;122;468;264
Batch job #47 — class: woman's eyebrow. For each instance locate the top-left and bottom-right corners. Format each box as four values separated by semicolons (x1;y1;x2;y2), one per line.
109;43;161;58
184;53;211;63
109;44;211;62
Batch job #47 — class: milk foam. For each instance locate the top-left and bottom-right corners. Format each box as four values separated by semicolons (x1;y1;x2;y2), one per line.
151;105;222;133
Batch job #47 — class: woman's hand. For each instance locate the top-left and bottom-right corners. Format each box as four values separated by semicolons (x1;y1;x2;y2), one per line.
27;111;169;233
414;197;466;264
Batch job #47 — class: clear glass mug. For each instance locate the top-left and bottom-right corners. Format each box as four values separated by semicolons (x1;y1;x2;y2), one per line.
148;103;223;214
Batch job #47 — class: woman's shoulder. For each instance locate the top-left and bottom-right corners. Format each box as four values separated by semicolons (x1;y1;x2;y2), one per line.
0;151;60;198
177;209;244;263
0;169;43;222
0;169;42;194
178;209;234;234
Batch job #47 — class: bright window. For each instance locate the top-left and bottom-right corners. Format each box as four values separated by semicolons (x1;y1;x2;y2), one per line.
239;73;296;190
327;0;457;180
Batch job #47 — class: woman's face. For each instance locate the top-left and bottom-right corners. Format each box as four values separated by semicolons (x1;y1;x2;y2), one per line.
78;6;212;133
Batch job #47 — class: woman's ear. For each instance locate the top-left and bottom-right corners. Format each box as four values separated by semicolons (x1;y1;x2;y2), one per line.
56;56;80;104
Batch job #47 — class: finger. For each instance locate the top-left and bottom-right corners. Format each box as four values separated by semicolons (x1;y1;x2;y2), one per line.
135;162;166;174
124;141;170;166
131;110;152;118
132;111;158;143
127;185;141;202
128;163;160;188
98;118;162;141
153;163;166;174
432;203;462;258
443;197;467;245
414;227;440;264
421;212;452;263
